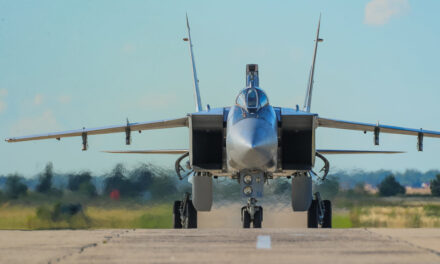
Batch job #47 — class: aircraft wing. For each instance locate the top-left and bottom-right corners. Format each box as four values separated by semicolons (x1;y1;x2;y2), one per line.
316;149;404;154
318;117;440;138
103;149;188;154
5;117;188;142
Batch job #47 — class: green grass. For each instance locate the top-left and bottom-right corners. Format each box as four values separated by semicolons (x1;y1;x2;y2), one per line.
2;196;440;229
87;204;172;229
0;203;172;230
424;204;440;217
0;205;35;229
332;212;352;228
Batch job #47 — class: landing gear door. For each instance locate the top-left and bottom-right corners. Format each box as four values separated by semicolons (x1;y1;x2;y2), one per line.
280;109;317;170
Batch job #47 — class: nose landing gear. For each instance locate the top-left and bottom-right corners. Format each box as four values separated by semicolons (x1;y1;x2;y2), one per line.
241;198;263;228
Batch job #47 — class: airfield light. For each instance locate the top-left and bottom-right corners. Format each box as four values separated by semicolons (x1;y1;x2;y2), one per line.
243;186;253;195
243;175;252;184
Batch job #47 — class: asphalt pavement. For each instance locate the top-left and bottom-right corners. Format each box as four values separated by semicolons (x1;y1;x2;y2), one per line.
1;228;440;264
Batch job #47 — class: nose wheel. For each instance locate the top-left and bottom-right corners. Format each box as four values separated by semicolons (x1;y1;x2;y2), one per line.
241;198;263;228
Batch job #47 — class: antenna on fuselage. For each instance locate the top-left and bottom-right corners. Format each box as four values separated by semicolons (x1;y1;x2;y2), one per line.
184;14;203;112
303;15;323;113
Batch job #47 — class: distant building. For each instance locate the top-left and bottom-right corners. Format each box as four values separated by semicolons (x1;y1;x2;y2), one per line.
405;183;431;195
364;184;378;194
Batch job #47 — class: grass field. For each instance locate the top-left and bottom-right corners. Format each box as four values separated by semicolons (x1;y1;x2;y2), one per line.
332;212;353;228
332;204;440;228
0;203;173;230
1;198;440;229
326;194;440;228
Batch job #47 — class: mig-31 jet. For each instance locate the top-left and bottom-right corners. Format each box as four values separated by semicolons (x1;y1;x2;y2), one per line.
6;16;440;228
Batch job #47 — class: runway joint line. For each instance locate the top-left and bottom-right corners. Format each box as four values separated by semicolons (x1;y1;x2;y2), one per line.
364;228;440;258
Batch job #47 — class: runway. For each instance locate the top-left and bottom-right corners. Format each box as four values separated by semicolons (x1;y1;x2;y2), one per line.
1;229;440;264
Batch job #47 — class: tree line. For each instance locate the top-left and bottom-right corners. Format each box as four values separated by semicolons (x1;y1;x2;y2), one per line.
1;163;440;203
331;169;440;188
0;162;185;202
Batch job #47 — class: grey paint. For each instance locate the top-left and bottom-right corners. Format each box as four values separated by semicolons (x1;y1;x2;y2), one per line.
185;15;203;112
226;113;278;172
192;173;213;211
291;174;312;212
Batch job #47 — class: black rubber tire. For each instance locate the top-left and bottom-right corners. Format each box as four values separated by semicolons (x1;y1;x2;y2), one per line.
173;201;182;229
307;199;319;228
242;208;251;228
186;200;197;229
322;200;332;228
253;207;263;228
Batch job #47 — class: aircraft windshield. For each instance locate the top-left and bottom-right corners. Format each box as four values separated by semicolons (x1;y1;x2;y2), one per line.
235;88;269;112
247;89;257;108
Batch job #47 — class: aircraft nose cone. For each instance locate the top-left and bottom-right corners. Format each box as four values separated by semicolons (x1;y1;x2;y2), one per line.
227;118;277;170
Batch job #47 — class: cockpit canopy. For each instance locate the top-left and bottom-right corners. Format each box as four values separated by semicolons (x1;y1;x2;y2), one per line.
235;88;269;112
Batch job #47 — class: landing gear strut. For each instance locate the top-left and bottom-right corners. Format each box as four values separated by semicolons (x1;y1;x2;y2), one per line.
173;192;197;229
307;192;332;228
241;198;263;228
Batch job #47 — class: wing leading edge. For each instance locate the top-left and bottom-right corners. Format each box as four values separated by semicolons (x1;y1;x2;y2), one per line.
318;117;440;138
103;149;188;154
316;149;404;154
5;117;188;143
104;149;401;155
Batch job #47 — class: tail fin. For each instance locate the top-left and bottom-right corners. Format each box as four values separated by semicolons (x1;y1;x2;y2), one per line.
184;14;203;112
303;15;323;112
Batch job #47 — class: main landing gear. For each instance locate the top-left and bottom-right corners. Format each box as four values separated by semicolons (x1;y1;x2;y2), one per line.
241;198;263;228
173;193;197;229
307;192;332;228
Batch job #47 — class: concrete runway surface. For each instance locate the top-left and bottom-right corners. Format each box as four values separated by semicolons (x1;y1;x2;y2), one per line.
1;228;440;264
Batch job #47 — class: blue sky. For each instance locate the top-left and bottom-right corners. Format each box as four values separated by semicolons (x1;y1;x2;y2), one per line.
1;0;440;177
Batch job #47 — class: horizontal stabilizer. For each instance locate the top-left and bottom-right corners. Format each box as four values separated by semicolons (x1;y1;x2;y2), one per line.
102;149;188;154
316;149;405;154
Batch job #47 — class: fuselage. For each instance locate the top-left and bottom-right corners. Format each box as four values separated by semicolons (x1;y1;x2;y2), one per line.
226;87;278;172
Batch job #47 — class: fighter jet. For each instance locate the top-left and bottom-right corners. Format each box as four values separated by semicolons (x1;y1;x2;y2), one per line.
6;16;440;228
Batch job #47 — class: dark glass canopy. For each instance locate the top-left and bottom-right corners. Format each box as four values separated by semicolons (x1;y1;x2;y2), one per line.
235;88;269;112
